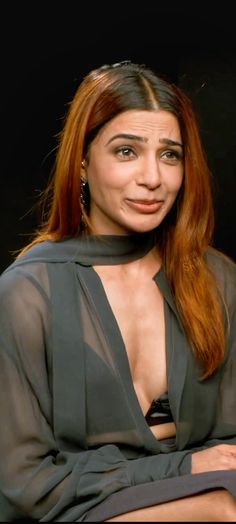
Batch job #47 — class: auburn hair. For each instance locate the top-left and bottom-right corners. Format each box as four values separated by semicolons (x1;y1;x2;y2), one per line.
19;61;226;378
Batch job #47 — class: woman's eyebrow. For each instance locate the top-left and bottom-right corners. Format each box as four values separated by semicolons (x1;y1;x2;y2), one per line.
159;138;183;148
105;134;183;148
105;133;148;145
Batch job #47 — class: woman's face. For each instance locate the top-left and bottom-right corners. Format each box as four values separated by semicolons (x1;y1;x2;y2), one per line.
85;109;184;235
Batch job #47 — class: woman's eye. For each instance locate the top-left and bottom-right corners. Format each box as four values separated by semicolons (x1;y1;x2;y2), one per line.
161;150;183;163
115;146;136;159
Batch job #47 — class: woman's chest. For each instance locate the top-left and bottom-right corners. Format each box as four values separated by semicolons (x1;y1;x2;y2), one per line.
93;270;168;414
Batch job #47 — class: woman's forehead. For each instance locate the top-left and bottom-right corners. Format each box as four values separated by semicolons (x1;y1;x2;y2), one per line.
94;109;181;145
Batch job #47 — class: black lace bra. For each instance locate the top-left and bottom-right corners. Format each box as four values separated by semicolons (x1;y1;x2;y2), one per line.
145;393;173;427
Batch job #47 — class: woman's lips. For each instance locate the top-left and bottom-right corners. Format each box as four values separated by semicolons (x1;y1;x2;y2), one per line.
126;199;163;213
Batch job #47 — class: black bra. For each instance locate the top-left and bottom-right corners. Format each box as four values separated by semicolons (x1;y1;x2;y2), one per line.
145;393;173;427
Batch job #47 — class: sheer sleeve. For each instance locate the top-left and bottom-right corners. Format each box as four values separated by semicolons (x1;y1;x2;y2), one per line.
0;263;193;521
207;251;236;435
0;265;130;520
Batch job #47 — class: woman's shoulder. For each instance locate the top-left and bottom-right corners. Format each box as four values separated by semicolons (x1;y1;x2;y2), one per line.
0;242;53;300
3;239;64;272
0;236;81;300
206;247;236;310
1;237;75;280
2;236;88;276
206;247;236;278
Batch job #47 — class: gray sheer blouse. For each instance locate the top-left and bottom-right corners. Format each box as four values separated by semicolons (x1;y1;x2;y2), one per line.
0;235;236;521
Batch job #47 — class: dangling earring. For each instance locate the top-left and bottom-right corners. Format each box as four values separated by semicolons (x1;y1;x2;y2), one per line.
80;176;90;232
80;155;90;232
80;159;89;210
80;176;89;209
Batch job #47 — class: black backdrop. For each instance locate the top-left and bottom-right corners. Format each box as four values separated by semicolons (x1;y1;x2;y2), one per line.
1;2;236;273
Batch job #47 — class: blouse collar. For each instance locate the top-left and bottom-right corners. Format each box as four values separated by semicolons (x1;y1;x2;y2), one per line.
5;231;158;268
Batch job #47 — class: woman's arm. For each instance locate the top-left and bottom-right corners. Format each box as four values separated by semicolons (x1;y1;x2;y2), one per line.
0;267;132;521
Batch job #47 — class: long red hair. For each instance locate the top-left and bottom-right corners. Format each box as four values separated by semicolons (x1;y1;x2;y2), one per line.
19;62;226;378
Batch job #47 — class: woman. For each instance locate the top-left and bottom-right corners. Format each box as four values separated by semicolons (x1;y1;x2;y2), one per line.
1;61;236;522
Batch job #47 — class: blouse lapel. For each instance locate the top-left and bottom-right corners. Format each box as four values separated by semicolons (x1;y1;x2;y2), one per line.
153;269;189;449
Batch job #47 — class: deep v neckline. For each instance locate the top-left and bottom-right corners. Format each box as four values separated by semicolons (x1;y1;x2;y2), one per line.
77;264;167;452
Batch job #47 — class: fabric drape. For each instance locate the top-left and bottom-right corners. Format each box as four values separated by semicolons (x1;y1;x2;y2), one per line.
0;234;236;521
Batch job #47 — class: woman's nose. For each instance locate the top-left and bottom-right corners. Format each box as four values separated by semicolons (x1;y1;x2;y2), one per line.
136;158;161;189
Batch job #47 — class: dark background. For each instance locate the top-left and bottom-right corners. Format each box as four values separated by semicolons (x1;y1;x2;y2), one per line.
1;2;236;272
